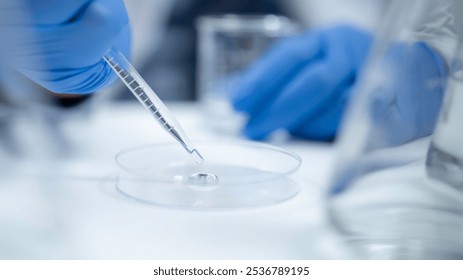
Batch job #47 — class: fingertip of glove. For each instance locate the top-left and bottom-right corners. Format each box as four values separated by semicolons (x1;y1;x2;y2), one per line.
243;130;266;141
243;123;269;141
231;97;249;113
230;85;255;113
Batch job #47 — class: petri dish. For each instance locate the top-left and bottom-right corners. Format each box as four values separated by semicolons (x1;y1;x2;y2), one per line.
115;140;301;209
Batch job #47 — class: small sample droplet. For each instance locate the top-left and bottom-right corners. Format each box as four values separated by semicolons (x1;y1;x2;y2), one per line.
187;173;219;191
188;173;219;186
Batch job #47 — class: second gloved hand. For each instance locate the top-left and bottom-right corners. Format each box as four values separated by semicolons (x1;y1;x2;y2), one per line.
0;0;131;94
231;25;373;141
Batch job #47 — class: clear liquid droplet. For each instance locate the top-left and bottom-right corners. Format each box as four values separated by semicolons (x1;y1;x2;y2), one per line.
187;173;219;186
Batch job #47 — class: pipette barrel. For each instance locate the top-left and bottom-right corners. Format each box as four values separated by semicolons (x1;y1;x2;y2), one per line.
103;48;204;164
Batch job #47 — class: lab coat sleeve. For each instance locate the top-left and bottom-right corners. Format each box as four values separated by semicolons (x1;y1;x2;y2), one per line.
413;0;458;67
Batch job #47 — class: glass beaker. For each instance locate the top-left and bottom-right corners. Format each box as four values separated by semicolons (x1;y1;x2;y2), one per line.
327;0;463;259
196;14;298;135
426;41;463;190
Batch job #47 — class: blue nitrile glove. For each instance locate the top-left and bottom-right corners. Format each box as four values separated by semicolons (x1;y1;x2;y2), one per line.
231;25;373;141
0;0;131;94
368;42;446;147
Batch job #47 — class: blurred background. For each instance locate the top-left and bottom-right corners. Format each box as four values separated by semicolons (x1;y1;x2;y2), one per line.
119;0;382;101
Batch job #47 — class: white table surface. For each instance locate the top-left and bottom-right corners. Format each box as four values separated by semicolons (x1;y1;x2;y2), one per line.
0;101;351;259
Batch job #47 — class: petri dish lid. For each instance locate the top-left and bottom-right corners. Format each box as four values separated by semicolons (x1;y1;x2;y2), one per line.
115;140;301;209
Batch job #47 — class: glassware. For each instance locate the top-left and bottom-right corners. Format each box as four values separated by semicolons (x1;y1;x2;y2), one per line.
327;0;463;259
426;41;463;190
115;140;301;209
196;14;298;135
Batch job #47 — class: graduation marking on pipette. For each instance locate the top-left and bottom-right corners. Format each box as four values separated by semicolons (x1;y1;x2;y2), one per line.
103;48;204;164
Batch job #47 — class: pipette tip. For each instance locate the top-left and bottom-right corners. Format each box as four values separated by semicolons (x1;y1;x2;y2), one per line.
191;149;204;164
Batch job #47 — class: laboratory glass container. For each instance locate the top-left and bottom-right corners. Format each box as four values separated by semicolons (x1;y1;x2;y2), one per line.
196;14;298;134
426;40;463;190
115;140;301;209
327;0;463;259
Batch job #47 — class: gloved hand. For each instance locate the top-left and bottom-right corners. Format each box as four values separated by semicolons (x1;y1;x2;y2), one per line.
231;24;446;144
368;42;446;147
231;25;373;141
0;0;131;94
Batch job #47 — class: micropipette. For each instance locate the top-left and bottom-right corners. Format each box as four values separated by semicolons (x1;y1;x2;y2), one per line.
103;48;204;164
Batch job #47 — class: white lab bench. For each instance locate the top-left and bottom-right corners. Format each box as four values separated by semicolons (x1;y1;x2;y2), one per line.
0;101;348;259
